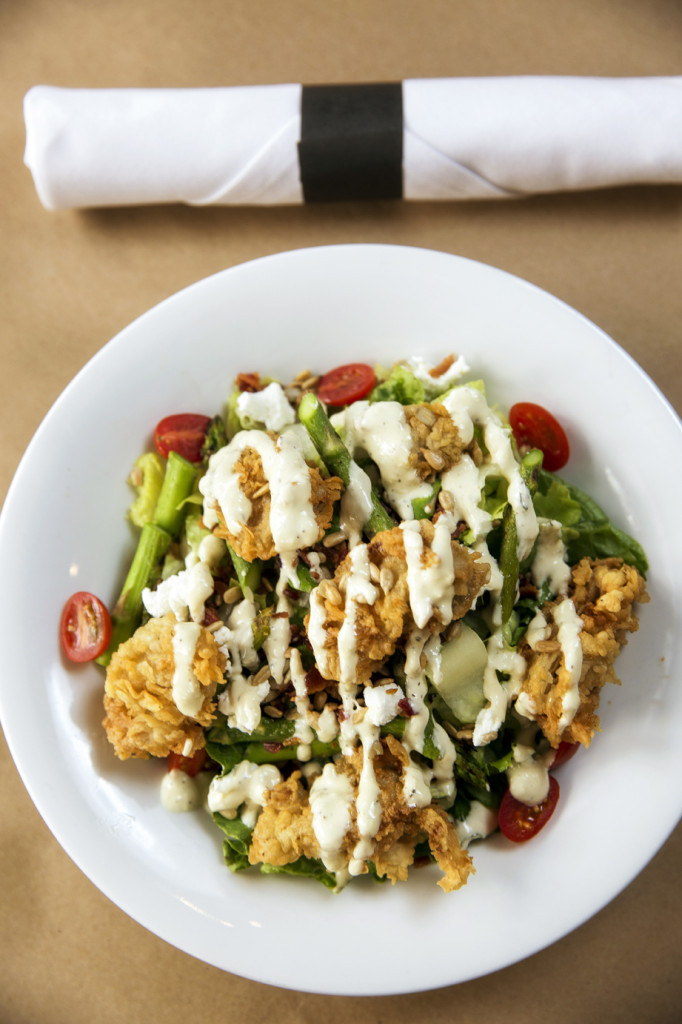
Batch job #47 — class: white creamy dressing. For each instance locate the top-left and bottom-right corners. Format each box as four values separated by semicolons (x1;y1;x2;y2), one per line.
553;597;584;731
199;424;321;584
350;711;384;873
217;598;269;734
309;763;355;877
160;768;205;813
401;630;457;807
263;567;292;685
218;671;271;734
171;621;204;718
236;381;297;432
506;742;552;806
441;455;495;541
525;610;549;650
337;544;379;686
406;354;470;392
339;401;432;518
400;517;456;629
289;646;326;748
142;560;214;624
473;628;528;747
339;460;373;547
208;760;283;829
455;799;498;848
440;385;538;559
532;520;572;596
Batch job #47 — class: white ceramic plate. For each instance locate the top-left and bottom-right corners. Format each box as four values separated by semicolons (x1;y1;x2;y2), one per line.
1;244;680;995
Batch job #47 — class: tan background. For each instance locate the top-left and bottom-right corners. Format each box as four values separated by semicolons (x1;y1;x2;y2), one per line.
1;2;681;1022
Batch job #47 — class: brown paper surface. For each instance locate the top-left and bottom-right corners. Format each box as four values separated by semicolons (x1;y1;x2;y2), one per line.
1;2;681;1021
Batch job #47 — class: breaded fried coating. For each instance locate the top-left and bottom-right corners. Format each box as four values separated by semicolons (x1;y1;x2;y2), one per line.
404;402;465;480
517;558;648;747
213;445;343;562
309;521;490;684
247;772;320;867
248;735;473;892
103;614;224;760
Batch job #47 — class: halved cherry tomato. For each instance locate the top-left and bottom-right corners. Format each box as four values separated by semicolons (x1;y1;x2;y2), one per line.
498;775;560;843
551;740;580;769
509;402;570;471
317;363;375;407
154;413;212;463
167;748;207;777
60;591;112;663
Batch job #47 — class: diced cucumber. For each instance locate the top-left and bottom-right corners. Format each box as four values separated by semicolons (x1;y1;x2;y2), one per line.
432;624;488;723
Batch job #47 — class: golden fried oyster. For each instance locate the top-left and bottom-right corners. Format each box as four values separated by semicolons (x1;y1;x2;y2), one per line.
404;401;465;480
248;735;473;892
103;613;224;760
517;557;648;747
213;445;343;562
308;520;490;685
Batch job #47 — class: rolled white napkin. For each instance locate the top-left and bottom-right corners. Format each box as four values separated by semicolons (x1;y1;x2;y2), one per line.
23;77;682;210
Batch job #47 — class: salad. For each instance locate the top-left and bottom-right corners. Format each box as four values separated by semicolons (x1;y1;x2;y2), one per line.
61;354;649;893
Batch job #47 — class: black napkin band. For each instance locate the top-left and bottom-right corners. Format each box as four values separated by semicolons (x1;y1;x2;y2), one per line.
298;82;403;202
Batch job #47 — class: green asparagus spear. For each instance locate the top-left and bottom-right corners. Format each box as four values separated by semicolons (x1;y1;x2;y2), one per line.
226;541;261;596
99;450;199;665
298;392;394;537
152;450;197;536
499;503;519;625
97;522;170;665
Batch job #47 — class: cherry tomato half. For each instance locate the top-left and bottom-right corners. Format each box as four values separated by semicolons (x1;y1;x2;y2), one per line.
498;775;560;843
167;748;207;777
551;740;580;769
60;591;112;663
154;413;212;463
509;402;570;472
317;363;375;407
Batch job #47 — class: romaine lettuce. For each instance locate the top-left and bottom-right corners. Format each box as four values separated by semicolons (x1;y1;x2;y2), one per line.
534;469;648;576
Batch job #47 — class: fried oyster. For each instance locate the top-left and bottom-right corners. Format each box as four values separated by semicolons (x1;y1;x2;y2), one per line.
248;735;474;892
103;613;224;760
308;519;491;685
212;444;343;563
517;557;649;747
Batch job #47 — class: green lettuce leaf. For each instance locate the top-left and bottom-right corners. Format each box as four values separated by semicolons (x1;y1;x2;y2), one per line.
212;813;337;889
370;365;425;405
534;469;648;576
212;814;253;872
259;857;338;890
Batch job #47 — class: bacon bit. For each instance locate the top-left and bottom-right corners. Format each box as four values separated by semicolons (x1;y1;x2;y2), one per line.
413;855;432;868
398;697;416;717
337;708;349;722
323;540;349;568
451;521;468;540
518;578;538;599
263;742;283;753
428;354;455;378
202;605;221;627
272;611;290;620
305;666;328;694
236;372;261;393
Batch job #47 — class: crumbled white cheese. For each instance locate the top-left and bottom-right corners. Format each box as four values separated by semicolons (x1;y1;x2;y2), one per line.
363;682;403;726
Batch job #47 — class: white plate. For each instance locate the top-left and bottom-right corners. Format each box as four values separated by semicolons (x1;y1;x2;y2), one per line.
1;244;680;995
